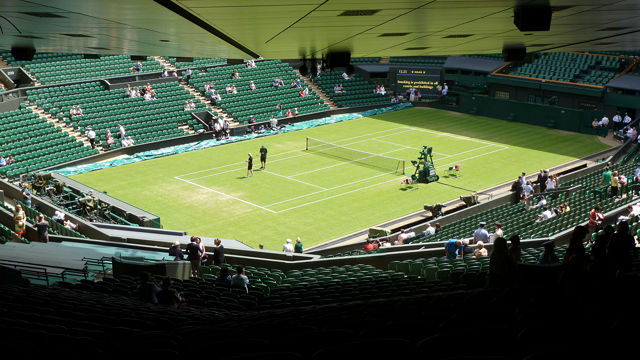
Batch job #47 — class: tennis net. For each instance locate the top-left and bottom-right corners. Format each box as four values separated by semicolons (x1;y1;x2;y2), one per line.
306;137;405;174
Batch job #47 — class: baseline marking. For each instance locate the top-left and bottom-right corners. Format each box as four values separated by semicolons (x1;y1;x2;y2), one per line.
174;176;277;213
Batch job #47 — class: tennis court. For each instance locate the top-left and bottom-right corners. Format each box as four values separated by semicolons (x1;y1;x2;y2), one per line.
70;108;610;248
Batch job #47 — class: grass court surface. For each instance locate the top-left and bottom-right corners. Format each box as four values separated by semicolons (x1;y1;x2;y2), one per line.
71;108;610;249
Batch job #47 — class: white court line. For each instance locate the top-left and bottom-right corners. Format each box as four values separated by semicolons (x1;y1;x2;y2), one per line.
174;177;277;213
278;177;401;213
372;138;452;157
262;170;327;190
399;126;508;148
176;127;406;178
265;171;396;207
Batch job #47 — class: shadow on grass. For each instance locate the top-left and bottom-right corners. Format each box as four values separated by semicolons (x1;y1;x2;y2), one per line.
368;108;614;158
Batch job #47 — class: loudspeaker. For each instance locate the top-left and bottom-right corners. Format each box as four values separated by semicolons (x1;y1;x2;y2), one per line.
514;3;552;31
11;46;35;61
502;44;527;62
326;51;351;68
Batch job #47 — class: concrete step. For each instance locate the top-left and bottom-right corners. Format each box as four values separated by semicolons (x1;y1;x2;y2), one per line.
297;70;338;110
154;56;176;71
27;105;98;152
179;82;239;126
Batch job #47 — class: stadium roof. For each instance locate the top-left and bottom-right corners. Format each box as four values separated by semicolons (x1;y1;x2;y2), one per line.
0;0;639;59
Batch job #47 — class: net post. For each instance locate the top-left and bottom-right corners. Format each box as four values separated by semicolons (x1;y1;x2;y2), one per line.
306;137;309;151
402;160;406;175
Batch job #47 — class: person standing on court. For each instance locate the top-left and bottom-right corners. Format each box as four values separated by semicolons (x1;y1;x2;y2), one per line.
259;145;268;170
245;153;253;177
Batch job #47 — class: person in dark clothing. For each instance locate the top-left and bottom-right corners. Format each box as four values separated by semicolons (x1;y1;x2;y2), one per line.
168;241;184;260
137;272;161;304
508;234;521;263
259;145;268;170
591;224;614;264
536;169;549;192
488;237;516;288
212;238;225;266
186;236;202;277
35;214;49;243
607;221;636;274
156;277;183;308
215;266;231;287
512;176;523;202
538;240;560;264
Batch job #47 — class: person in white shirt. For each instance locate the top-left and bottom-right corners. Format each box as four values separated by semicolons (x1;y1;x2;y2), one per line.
282;238;294;253
623;112;632;125
612;113;622;130
599;115;609;127
536;206;555;223
491;222;504;243
423;223;436;236
269;116;277;129
118;124;126;139
249;80;256;90
86;127;96;149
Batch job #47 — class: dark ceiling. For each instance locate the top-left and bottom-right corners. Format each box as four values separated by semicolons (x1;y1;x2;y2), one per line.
0;0;638;59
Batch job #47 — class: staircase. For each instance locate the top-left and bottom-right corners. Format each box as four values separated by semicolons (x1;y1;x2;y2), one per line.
297;70;338;110
26;105;97;152
179;83;238;126
154;56;175;71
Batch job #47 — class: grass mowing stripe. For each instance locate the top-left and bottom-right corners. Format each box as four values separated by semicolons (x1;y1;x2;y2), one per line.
71;108;610;249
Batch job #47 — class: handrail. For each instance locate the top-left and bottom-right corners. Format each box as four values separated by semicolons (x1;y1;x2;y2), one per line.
489;72;605;89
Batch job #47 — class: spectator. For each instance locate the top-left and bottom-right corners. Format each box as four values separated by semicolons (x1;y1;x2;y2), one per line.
535;206;555;223
522;180;534;206
391;95;400;104
610;171;619;197
558;202;571;214
342;71;350;80
172;70;178;77
184;68;192;81
508;234;521;263
186;236;202;277
64;219;78;230
299;88;306;97
189;100;196;110
444;239;463;259
230;266;249;293
293;108;299;116
14;204;26;239
545;174;556;191
161;69;168;78
591;224;614;267
588;205;604;231
156;277;183;308
35;214;49;243
104;130;114;150
22;183;31;208
282;238;294;253
396;228;415;244
52;210;65;224
212;238;225;265
563;225;590;276
225;84;232;94
121;136;135;148
434;223;442;233
86;127;96;149
231;85;238;94
118;124;126;139
462;239;474;255
130;61;142;72
231;70;240;79
294;237;303;253
364;238;375;251
473;241;488;258
491;222;504;242
512;176;523;201
196;237;207;266
249;80;256;90
285;109;293;118
248;115;256;124
423;223;436;236
183;100;191;111
6;155;13;165
246;59;256;68
269;115;278;129
601;166;612;188
598;115;609;128
538;240;560;265
488;237;516;287
0;155;5;167
168;241;184;260
473;221;489;244
608;221;636;273
215;266;231;287
137;272;160;304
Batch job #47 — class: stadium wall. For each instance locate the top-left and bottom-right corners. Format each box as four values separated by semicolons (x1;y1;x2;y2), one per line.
431;92;601;134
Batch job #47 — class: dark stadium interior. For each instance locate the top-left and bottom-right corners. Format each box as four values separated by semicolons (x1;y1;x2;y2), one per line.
1;1;640;359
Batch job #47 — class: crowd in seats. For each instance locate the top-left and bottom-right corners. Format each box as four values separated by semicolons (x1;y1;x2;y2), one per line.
27;81;203;149
314;71;389;107
188;60;329;124
2;54;164;85
0;107;94;179
507;52;623;86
